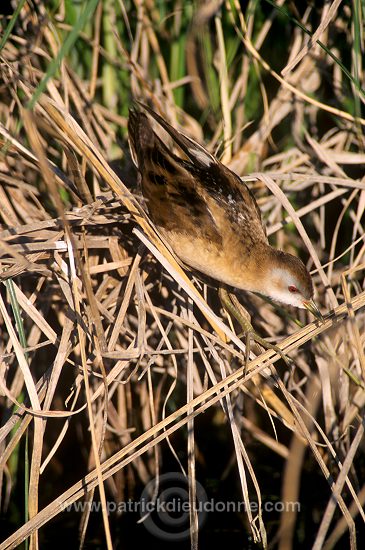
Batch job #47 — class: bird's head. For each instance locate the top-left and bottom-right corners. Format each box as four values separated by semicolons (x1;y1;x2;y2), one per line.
261;249;323;321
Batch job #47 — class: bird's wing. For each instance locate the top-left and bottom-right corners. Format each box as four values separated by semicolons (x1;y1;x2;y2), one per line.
128;109;223;245
128;105;267;247
190;162;268;245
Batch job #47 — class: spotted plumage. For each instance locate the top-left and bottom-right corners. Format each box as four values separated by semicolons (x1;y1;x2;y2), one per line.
128;103;322;319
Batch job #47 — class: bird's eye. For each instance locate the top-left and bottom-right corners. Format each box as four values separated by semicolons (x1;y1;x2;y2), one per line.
288;285;298;293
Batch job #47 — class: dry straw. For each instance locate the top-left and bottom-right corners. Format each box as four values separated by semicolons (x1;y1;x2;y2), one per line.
0;2;364;549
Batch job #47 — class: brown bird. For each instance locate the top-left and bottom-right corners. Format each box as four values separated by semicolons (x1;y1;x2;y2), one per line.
128;103;323;340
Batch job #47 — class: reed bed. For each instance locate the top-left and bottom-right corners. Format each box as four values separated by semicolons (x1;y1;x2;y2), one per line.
0;1;364;549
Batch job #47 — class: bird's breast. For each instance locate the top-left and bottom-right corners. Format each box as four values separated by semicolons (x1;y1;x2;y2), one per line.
158;227;263;292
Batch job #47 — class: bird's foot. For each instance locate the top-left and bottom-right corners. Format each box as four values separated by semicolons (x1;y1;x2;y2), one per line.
249;331;292;367
218;286;292;367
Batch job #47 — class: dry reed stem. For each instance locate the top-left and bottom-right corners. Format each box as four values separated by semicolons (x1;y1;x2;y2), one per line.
1;291;365;548
1;4;365;548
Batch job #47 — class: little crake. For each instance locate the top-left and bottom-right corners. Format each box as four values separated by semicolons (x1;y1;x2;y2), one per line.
128;103;322;322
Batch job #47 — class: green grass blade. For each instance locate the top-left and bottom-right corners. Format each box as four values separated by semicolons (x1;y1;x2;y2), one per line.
0;0;27;53
27;0;100;110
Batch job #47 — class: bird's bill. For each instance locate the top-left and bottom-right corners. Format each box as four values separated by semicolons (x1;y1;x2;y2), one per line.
303;299;324;322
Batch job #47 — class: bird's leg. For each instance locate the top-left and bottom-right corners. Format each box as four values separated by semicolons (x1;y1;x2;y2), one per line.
222;291;251;368
218;286;291;367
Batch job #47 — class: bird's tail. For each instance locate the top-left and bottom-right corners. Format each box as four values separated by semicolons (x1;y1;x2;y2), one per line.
137;101;218;168
127;108;155;169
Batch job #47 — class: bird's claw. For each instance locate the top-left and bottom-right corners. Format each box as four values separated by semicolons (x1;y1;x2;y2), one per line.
250;334;293;367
